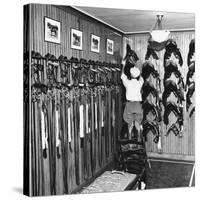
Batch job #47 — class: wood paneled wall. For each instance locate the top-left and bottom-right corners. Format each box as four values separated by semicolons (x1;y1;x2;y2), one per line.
30;4;123;63
23;5;30;196
27;5;195;195
124;31;195;160
27;4;123;196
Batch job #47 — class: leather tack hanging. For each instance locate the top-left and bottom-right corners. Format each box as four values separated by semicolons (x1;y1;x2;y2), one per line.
162;38;185;137
30;51;122;196
186;39;195;117
141;50;162;144
163;39;183;67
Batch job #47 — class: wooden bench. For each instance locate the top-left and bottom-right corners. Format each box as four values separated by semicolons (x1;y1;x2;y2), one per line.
79;170;143;194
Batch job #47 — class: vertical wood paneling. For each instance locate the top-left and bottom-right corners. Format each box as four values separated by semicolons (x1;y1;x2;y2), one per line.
23;5;30;196
31;4;123;62
125;31;195;158
29;3;123;195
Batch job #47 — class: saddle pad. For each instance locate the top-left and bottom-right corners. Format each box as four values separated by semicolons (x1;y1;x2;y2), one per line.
80;171;137;194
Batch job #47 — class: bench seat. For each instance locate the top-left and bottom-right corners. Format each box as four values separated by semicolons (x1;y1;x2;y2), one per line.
79;171;140;194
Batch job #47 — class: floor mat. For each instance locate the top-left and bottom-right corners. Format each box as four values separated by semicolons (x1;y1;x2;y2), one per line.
145;160;194;189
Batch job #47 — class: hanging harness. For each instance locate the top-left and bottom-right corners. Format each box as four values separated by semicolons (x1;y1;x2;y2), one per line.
142;100;161;122
166;121;183;137
124;44;139;63
141;61;159;80
142;120;159;143
162;80;184;105
186;39;195;117
142;81;159;100
164;61;184;88
164;39;183;67
186;82;195;111
185;62;195;91
163;102;183;126
187;39;195;66
145;45;159;60
123;44;139;79
189;107;195;118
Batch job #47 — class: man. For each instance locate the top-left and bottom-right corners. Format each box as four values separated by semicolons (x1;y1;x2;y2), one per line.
121;56;144;140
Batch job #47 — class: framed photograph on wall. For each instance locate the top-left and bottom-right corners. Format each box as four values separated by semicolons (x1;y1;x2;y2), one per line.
91;34;100;53
44;17;61;44
106;39;114;55
71;28;83;50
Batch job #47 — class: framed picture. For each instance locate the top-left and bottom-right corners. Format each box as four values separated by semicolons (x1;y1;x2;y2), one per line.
71;28;83;50
106;39;114;55
44;17;61;44
91;34;100;53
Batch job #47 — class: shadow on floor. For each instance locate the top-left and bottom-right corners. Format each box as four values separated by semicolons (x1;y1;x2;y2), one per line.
145;160;194;189
12;187;23;194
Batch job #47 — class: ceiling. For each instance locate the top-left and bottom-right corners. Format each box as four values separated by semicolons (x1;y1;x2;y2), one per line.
75;6;195;33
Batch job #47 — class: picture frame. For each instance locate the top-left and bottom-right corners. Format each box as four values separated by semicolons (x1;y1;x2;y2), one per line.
106;39;114;55
44;17;61;44
71;28;83;50
91;34;100;53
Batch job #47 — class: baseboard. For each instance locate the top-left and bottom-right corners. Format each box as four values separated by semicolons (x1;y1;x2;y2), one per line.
147;152;195;163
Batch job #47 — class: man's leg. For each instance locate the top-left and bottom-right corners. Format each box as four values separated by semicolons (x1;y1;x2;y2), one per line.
123;103;134;139
135;118;143;141
128;120;134;140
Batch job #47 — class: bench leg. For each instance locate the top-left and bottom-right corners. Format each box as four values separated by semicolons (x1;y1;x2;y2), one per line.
138;180;142;190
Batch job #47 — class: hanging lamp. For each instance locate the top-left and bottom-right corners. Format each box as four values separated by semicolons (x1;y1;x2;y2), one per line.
148;14;170;51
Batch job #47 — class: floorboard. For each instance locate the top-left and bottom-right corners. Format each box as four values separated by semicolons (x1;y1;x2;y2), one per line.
145;160;194;189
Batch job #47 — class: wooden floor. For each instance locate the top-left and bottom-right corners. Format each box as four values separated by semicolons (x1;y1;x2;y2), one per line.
145;160;194;189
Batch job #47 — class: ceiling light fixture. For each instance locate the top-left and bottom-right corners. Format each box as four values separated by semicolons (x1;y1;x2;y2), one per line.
148;14;170;51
